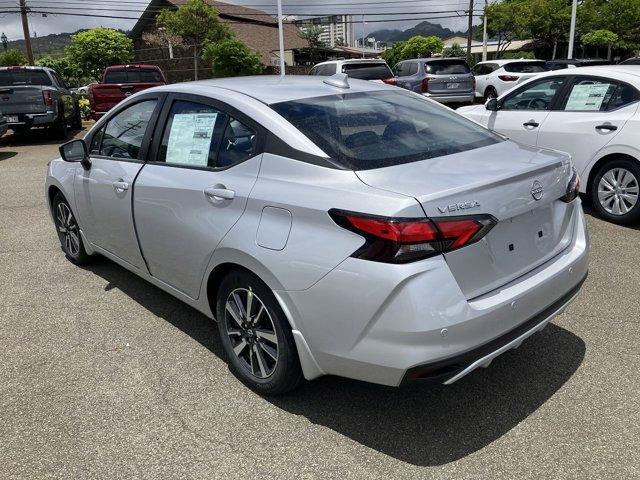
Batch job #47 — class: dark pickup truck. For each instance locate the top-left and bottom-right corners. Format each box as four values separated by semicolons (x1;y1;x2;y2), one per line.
88;65;166;121
0;66;81;138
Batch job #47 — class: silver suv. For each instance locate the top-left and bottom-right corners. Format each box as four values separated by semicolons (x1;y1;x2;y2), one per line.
394;58;475;105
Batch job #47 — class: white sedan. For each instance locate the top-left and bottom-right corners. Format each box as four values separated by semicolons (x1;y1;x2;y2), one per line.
459;66;640;224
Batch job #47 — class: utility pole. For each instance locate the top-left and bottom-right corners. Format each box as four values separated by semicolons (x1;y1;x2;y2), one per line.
482;0;488;62
362;13;366;58
19;0;34;65
568;0;578;59
466;0;474;64
277;0;285;76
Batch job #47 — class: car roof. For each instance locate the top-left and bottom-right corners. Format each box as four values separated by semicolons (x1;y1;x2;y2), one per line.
514;65;640;85
477;59;545;66
152;75;391;105
315;58;387;65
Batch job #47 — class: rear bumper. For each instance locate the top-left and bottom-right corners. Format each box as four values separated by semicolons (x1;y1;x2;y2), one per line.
6;111;56;127
280;201;589;386
423;92;475;104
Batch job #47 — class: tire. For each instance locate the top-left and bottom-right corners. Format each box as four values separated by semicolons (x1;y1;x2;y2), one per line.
12;126;30;136
52;192;91;265
590;158;640;225
484;87;498;102
216;270;303;395
51;106;68;140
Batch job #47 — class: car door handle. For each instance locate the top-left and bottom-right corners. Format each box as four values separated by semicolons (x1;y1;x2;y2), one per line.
112;180;129;193
523;121;540;128
595;124;618;131
204;187;235;201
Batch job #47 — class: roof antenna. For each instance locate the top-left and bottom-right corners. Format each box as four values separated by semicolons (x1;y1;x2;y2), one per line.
324;73;350;89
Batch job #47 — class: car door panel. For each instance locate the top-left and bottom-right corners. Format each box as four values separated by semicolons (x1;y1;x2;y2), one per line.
74;97;162;270
132;95;263;299
133;157;261;298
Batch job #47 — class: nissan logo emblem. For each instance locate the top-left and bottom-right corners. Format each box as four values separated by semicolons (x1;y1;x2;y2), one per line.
531;181;544;200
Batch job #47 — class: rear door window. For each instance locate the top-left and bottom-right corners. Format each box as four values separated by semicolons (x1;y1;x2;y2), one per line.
504;62;547;73
341;63;393;80
561;77;638;111
425;60;470;75
217;118;257;168
158;100;227;168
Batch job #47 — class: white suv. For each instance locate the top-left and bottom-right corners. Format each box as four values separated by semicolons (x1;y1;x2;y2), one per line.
472;59;548;101
309;59;395;84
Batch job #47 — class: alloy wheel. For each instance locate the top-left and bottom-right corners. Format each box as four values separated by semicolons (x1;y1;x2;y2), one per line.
597;167;639;216
56;202;80;256
224;288;279;379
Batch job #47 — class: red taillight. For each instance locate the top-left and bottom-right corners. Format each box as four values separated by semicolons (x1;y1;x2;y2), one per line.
560;169;580;203
498;75;519;82
421;77;430;93
382;77;397;86
330;210;497;263
42;90;54;107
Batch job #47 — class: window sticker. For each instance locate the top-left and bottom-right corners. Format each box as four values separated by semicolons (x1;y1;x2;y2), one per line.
165;113;218;166
565;84;611;111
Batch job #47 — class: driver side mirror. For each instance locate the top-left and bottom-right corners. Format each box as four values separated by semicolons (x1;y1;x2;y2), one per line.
59;139;91;170
485;97;499;111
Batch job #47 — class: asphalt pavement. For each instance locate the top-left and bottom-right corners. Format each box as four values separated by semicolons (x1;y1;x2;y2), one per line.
0;126;638;479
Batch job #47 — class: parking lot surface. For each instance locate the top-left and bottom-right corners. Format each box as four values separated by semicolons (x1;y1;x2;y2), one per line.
1;127;639;480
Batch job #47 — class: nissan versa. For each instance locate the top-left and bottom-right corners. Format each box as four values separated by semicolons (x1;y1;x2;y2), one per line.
45;75;589;394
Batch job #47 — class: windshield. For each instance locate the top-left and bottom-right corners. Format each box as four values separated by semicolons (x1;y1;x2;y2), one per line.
341;63;393;80
104;69;163;83
425;60;470;75
271;90;500;170
0;70;52;86
504;62;547;73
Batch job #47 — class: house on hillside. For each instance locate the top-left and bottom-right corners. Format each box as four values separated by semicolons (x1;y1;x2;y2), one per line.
129;0;309;81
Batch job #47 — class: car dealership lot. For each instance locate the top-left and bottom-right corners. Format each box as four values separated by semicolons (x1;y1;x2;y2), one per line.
0;129;638;479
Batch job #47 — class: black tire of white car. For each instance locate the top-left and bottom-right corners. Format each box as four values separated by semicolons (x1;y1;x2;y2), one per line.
591;158;640;225
72;103;82;130
52;106;68;139
485;87;497;102
52;192;91;265
216;270;303;395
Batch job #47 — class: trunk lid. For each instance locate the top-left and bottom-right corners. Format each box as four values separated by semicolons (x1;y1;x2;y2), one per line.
355;141;575;299
0;85;46;115
427;74;474;94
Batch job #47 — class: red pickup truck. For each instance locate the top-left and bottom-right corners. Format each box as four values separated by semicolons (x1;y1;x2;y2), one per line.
88;65;166;120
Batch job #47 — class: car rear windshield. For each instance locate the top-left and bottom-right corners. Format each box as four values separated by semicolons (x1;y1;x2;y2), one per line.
271;90;501;170
104;69;163;83
424;60;470;75
503;62;547;73
0;69;52;86
341;63;393;80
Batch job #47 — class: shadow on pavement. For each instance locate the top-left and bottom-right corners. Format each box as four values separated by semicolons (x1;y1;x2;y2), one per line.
0;151;18;161
84;256;586;467
0;126;86;147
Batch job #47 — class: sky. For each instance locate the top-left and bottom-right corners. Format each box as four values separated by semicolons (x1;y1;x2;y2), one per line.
0;0;480;43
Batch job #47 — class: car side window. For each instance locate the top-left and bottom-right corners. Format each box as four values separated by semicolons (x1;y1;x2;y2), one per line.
408;62;419;75
561;78;619;112
606;83;640;110
217;118;257;168
502;78;565;111
158;100;228;168
309;66;318;75
99;99;157;160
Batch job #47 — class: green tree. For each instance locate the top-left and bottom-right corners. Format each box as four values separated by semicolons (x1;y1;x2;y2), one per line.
202;38;264;77
442;43;466;58
582;29;619;59
0;48;27;67
381;42;406;67
485;0;528;58
299;25;326;64
581;0;640;52
522;0;571;59
65;28;134;81
400;35;444;59
501;50;536;59
157;0;233;79
36;55;79;85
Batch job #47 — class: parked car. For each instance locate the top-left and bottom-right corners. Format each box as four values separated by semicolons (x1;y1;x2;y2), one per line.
393;58;475;105
545;59;611;70
309;59;395;84
47;74;588;394
472;59;548;101
88;64;166;121
458;66;640;224
620;57;640;65
0;66;81;138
